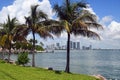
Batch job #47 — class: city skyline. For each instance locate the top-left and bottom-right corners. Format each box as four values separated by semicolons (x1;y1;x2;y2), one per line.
0;0;120;49
46;41;94;50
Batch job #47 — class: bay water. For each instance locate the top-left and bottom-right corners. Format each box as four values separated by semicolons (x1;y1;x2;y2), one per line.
9;49;120;79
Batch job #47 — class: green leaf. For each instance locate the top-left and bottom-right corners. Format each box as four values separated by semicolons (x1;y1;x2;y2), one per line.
64;20;70;33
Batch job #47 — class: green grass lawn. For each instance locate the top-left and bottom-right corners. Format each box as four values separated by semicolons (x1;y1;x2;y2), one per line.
0;60;99;80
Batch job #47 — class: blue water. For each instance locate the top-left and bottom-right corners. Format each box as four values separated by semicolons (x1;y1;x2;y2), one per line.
9;50;120;79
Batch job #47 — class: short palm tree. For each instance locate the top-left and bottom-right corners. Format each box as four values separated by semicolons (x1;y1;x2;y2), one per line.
0;15;19;61
47;0;102;73
24;5;52;67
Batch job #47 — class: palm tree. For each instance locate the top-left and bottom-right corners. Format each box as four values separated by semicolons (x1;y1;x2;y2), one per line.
0;15;27;61
48;0;102;73
0;15;19;61
25;5;52;67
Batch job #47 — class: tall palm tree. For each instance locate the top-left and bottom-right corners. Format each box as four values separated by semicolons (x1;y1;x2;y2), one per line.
25;5;52;67
48;0;102;73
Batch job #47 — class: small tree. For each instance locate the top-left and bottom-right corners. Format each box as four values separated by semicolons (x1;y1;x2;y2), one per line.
35;45;44;51
17;52;30;66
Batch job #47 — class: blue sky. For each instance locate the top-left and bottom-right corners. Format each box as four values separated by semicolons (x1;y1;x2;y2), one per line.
0;0;14;10
0;0;119;22
0;0;120;21
50;0;120;21
0;0;120;49
87;0;120;22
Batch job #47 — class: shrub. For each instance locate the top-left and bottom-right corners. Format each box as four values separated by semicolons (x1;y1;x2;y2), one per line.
0;60;6;63
17;52;30;66
35;45;44;51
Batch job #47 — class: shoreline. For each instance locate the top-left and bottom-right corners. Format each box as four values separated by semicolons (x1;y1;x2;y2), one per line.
92;75;106;80
0;59;107;80
0;60;100;80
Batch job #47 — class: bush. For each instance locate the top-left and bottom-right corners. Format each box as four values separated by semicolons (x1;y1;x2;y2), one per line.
0;60;6;63
17;52;30;66
35;45;44;51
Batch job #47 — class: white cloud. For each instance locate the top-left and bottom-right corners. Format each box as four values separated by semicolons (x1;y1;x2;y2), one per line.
100;16;113;25
0;0;54;23
107;21;120;39
84;4;96;15
83;4;99;20
108;21;120;32
95;18;120;49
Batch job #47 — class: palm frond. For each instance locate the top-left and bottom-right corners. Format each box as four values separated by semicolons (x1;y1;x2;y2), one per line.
39;20;64;37
25;16;32;28
0;35;7;47
86;30;100;40
31;5;39;20
38;10;48;20
63;20;71;33
36;27;53;39
85;22;103;29
72;20;88;30
73;29;100;40
13;24;29;42
76;11;97;22
77;2;87;8
39;19;60;26
0;29;6;35
71;2;87;15
73;10;103;30
53;4;68;20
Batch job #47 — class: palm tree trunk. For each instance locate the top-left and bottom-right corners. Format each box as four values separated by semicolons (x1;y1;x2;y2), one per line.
8;34;11;62
1;47;5;60
66;0;70;7
8;48;11;62
32;31;35;67
65;33;70;73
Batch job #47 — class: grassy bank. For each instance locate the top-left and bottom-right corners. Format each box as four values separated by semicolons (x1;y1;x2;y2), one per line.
0;60;99;80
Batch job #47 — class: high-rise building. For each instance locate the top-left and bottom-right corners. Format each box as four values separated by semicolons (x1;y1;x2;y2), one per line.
82;45;92;50
70;41;73;49
56;43;60;49
56;43;60;47
73;42;76;49
89;45;92;49
77;42;80;49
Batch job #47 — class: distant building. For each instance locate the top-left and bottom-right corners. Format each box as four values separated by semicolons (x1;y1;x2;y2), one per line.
46;44;55;50
89;45;92;50
56;43;60;47
69;41;81;50
56;43;60;49
82;46;88;50
82;45;92;50
70;41;73;49
73;42;76;49
76;42;80;50
62;45;67;50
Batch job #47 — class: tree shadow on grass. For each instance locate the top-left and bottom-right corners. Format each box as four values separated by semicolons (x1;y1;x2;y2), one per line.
0;70;17;80
54;70;62;74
